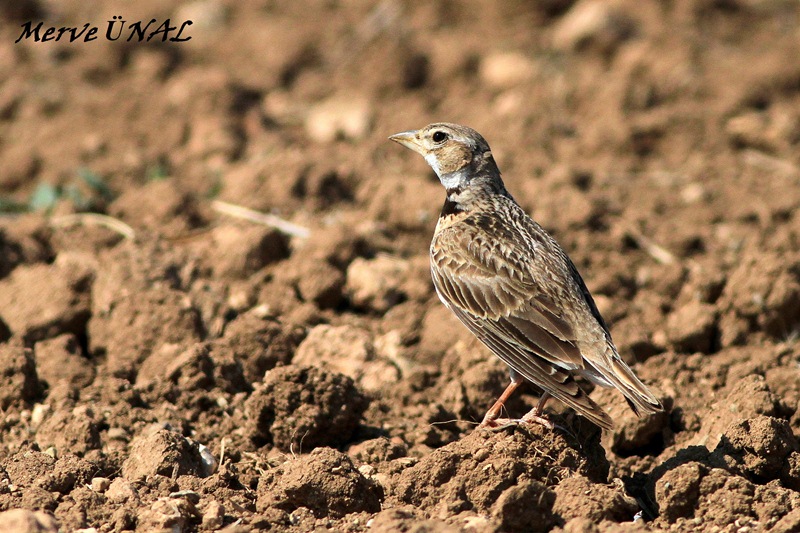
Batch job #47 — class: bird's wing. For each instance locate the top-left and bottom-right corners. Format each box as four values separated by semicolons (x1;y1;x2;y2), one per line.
448;306;613;429
431;226;585;370
431;225;614;429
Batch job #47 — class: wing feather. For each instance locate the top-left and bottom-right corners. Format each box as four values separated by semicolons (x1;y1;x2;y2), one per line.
431;231;584;371
447;306;613;430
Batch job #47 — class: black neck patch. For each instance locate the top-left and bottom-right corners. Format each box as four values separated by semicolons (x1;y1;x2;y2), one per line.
441;195;464;216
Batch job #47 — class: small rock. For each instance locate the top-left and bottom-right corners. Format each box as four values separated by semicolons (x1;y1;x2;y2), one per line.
109;179;210;237
34;334;95;390
293;325;373;379
710;415;799;482
202;500;225;529
137;497;199;531
122;429;206;480
479;52;536;90
693;375;785;450
552;0;634;52
30;403;49;427
665;300;717;353
680;183;708;205
493;480;556;531
35;405;102;456
207;224;289;278
300;262;346;309
197;442;218;477
725;111;775;151
175;0;227;31
346;255;409;312
0;260;92;344
257;447;381;518
0;339;40;409
0;509;58;533
245;365;368;452
655;461;705;522
305;96;373;143
105;478;139;504
91;477;110;493
552;475;638;522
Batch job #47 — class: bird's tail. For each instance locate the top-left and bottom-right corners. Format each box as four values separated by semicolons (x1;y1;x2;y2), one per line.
547;374;615;430
603;349;663;416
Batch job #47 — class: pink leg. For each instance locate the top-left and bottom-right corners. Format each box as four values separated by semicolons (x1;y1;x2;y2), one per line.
480;380;523;428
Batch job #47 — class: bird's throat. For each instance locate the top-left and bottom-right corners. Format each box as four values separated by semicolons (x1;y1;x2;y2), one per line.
438;169;469;190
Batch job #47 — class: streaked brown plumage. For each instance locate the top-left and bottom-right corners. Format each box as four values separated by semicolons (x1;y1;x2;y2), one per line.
389;123;663;430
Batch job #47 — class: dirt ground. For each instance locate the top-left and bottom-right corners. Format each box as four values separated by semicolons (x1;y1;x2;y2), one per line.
1;0;800;531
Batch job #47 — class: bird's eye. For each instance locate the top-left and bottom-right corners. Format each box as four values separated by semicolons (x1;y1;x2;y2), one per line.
432;131;448;143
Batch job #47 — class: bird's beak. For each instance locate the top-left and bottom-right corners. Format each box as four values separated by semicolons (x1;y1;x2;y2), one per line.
389;130;424;155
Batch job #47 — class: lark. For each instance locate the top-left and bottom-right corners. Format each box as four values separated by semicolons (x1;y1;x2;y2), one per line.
389;123;663;430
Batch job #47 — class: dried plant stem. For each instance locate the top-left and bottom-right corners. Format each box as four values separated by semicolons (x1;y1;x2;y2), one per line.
50;213;136;240
211;200;310;239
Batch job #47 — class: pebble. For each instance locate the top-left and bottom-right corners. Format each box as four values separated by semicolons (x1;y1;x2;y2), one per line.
0;510;58;533
305;97;373;143
479;52;536;90
91;477;111;493
552;0;633;51
202;501;225;529
346;255;409;312
105;478;139;504
175;0;227;31
197;442;218;477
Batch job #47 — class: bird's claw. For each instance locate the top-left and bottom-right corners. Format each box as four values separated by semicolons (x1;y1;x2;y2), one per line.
479;414;556;432
479;417;521;432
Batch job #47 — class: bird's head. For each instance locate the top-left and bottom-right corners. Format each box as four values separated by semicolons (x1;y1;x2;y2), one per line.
389;123;499;192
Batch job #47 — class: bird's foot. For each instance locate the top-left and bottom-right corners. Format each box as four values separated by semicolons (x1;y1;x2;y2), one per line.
479;414;556;432
479;417;521;432
519;411;555;430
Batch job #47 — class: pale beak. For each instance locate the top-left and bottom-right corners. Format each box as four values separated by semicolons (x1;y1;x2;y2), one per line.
389;130;424;155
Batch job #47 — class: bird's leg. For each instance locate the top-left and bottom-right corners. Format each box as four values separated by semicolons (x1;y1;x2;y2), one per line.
480;378;523;428
520;392;554;429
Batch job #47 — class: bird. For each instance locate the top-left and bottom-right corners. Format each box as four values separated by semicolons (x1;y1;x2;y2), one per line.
389;123;663;430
